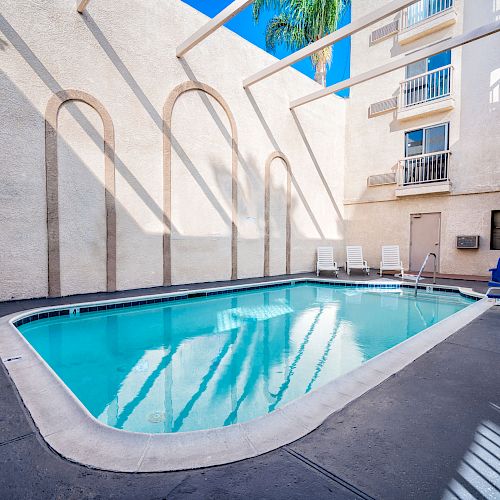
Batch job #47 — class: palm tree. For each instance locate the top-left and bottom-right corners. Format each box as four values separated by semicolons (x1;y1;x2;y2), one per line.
252;0;349;87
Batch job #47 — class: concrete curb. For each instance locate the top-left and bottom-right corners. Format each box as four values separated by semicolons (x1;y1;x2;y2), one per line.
0;279;493;472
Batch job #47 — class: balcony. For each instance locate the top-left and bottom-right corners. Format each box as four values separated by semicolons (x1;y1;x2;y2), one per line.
399;0;457;45
397;65;455;121
395;150;451;196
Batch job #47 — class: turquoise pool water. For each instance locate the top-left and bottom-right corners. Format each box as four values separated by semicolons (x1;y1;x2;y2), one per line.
19;283;474;433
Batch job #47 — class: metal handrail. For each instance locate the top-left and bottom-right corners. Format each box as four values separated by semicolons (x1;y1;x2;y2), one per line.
402;149;451;160
401;0;454;30
399;65;453;108
415;252;437;296
399;64;453;86
398;150;451;186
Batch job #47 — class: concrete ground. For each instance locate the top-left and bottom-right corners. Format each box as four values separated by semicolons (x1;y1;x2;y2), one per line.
1;274;499;499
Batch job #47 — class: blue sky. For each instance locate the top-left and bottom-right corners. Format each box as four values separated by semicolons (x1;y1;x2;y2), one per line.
181;0;351;97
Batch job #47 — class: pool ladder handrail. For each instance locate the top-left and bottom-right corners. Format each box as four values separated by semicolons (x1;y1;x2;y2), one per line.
414;252;437;296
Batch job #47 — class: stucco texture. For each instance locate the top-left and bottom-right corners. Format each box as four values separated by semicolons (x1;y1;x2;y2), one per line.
345;0;500;275
1;0;498;300
0;0;346;300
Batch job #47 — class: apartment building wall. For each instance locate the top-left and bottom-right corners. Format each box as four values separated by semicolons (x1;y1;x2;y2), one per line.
345;0;500;275
0;0;346;301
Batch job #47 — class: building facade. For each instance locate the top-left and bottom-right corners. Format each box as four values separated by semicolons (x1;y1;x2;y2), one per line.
0;0;498;301
344;0;500;276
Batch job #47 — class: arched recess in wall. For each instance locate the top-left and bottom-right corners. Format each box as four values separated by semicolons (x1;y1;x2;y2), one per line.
45;90;116;297
264;151;291;277
163;81;238;286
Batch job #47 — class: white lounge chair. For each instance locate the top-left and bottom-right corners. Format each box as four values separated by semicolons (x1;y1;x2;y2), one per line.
345;246;370;275
380;245;404;277
316;247;339;277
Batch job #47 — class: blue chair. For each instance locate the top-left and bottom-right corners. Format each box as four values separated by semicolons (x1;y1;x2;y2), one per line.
489;258;500;287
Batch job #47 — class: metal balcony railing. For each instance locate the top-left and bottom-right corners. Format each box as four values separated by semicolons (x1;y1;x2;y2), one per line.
401;0;454;30
398;151;451;186
400;65;452;108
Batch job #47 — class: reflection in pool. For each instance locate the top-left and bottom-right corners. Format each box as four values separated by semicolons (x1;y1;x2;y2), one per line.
19;283;474;433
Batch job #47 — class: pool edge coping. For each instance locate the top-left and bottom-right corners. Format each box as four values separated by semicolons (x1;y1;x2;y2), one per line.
0;278;494;472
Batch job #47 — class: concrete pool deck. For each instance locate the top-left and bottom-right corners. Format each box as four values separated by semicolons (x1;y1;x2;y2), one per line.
1;274;499;498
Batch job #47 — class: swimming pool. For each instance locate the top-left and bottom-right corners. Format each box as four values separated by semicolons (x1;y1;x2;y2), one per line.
17;282;475;434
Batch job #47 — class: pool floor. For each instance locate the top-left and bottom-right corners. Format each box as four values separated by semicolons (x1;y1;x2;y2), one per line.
18;282;474;433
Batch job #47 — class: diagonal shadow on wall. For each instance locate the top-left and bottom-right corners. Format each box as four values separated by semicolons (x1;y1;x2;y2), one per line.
0;11;345;294
290;109;344;223
242;86;328;240
81;13;232;228
0;13;175;230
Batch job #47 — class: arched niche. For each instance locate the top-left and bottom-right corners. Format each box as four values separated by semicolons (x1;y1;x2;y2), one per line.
45;90;116;297
163;81;238;286
264;151;291;276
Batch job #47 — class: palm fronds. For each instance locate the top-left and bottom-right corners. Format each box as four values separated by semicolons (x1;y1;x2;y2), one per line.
252;0;350;85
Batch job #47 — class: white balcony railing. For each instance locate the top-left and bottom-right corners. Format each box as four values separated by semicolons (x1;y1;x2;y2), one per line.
400;65;452;108
401;0;454;30
398;151;451;186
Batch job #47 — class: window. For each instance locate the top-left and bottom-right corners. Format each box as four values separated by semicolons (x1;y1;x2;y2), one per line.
405;123;449;157
492;211;500;250
402;51;452;107
403;123;450;185
406;51;451;78
405;128;424;156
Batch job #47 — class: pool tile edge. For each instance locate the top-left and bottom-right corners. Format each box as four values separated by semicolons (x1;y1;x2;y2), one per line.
6;277;483;330
0;287;494;472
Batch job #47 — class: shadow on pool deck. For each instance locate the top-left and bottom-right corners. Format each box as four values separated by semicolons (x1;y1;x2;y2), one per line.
0;274;498;499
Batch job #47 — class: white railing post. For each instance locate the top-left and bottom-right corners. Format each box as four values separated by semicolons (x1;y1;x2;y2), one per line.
402;0;454;29
399;151;451;186
399;65;452;108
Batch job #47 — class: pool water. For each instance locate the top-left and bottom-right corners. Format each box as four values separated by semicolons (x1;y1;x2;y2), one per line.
19;283;474;433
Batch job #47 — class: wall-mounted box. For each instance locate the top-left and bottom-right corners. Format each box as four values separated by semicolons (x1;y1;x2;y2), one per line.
367;172;397;186
370;20;399;44
369;97;398;118
456;235;479;249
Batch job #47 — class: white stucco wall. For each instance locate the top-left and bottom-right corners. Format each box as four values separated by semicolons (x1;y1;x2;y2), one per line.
56;102;107;296
1;0;497;300
345;0;500;275
0;0;346;300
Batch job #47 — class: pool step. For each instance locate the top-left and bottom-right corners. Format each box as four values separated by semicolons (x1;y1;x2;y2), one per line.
400;274;422;282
